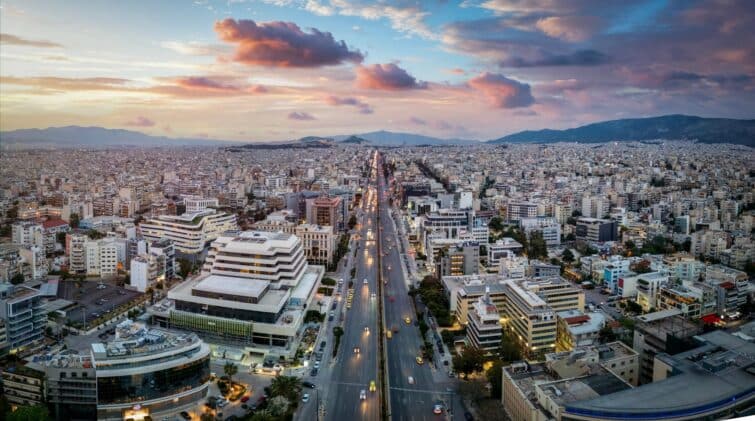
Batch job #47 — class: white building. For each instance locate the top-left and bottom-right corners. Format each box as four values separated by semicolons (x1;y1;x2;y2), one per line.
85;238;119;277
159;231;322;358
130;253;166;293
139;210;238;254
183;196;219;213
11;221;43;248
520;217;561;247
466;293;502;355
488;238;523;268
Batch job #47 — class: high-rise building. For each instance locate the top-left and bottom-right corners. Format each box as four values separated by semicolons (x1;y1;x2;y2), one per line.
0;283;45;353
466;293;502;355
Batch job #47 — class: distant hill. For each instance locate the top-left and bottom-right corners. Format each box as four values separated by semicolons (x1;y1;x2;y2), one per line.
488;115;755;146
340;135;369;144
334;130;478;146
0;126;234;148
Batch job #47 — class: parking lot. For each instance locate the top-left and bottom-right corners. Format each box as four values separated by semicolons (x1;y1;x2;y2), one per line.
58;280;144;328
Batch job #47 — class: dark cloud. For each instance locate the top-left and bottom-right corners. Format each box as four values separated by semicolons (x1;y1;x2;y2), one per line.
409;117;427;125
288;111;316;121
214;19;363;67
0;33;62;48
324;95;373;114
175;76;240;92
125;116;155;127
355;63;428;91
468;72;535;108
501;49;611;67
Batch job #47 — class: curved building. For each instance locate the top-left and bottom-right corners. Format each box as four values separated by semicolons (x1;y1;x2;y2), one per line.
139;209;238;254
92;320;210;420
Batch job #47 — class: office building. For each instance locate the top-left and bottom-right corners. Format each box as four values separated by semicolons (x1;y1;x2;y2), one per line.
556;310;606;352
466;293;502;355
436;241;480;277
28;353;97;421
1;363;45;408
632;309;701;384
306;196;343;231
506;202;538;223
575;218;618;243
0;283;45;353
92;320;211;420
156;231;322;358
520;217;561;247
139;209;238;254
183;196;219;213
295;224;336;266
488;238;524;267
130;253;166;293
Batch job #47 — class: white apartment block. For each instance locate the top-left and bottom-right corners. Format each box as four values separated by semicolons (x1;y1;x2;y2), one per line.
466;294;502;355
520;217;561;247
139;210;238;254
11;222;43;248
184;196;219;213
85;239;119;277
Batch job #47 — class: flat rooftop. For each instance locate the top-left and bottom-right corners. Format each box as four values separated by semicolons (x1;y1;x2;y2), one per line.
194;275;270;299
92;320;200;361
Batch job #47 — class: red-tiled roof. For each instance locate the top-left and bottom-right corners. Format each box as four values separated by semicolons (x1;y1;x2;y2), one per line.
564;315;590;324
719;281;736;289
701;314;722;324
42;219;68;229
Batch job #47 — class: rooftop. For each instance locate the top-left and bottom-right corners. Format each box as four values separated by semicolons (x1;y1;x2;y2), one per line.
92;320;200;360
194;274;270;299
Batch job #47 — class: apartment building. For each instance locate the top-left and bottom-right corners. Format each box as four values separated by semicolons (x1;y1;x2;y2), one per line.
1;363;45;408
488;238;523;267
85;238;120;277
29;354;97;421
130;253;166;293
657;285;702;319
632;309;701;384
0;283;45;353
11;220;43;248
295;223;336;266
555;310;606;352
618;271;668;299
435;241;480;277
183;196;219;213
506;202;538;223
139;209;238;254
306;196;343;231
66;232;88;273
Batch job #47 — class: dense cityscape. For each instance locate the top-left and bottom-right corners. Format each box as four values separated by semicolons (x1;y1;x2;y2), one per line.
1;1;754;421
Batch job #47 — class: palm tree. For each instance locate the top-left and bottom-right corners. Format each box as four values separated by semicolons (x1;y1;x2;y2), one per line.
224;362;238;384
269;375;302;402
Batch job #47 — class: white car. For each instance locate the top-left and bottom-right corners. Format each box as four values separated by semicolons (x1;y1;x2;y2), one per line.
363;278;368;284
408;376;415;385
359;390;367;400
302;393;310;403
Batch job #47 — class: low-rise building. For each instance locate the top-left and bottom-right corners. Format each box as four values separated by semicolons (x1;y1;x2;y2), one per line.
555;310;606;352
632;309;701;384
466;293;501;355
1;363;45;408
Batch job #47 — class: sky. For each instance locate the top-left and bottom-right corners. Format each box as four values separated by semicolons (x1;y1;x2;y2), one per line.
0;0;753;141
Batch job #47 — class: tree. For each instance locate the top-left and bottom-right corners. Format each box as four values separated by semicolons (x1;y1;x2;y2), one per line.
452;346;486;377
10;273;25;285
348;214;357;230
632;260;652;274
488;216;503;232
499;330;521;362
527;231;548;260
267;395;291;417
599;325;617;343
224;362;238;384
6;206;18;220
6;404;49;421
486;360;505;399
562;248;575;263
177;258;193;279
69;213;80;229
269;375;302;403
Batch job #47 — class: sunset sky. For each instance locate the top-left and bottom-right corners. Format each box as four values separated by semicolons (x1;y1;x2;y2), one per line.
1;0;753;141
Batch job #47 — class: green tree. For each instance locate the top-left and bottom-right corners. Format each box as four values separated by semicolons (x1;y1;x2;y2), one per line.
6;206;18;220
10;273;25;285
499;330;521;362
599;325;617;343
488;216;503;232
269;375;302;403
527;231;548;259
69;213;80;229
6;404;49;421
486;360;505;399
452;346;486;377
347;214;357;230
224;362;238;384
562;248;575;263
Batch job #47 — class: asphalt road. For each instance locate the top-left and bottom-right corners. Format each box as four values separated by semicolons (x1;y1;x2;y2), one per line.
377;154;456;421
324;153;382;421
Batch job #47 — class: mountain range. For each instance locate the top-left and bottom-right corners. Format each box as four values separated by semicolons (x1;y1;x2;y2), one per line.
488;115;755;146
1;115;752;149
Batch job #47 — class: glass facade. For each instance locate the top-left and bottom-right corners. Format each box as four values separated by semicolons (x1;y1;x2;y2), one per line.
97;355;210;405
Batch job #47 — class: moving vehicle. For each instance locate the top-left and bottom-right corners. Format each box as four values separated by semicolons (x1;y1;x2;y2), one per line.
408;376;415;385
416;356;424;365
360;390;367;400
433;404;443;414
353;346;361;354
364;278;369;285
405;317;411;325
240;395;250;403
302;381;316;389
369;380;376;392
386;330;392;339
364;326;370;334
179;412;191;420
302;393;310;403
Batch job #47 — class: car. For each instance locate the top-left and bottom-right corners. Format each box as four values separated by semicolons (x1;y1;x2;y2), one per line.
408;376;415;385
328;315;334;321
404;317;411;325
329;311;335;317
416;356;424;365
314;361;320;369
302;393;310;403
179;412;191;420
241;395;250;403
310;368;318;376
218;400;227;408
353;346;361;354
364;326;370;334
360;390;367;400
386;330;392;339
364;278;368;284
448;371;455;378
370;292;376;299
433;404;443;414
369;380;376;392
302;381;316;389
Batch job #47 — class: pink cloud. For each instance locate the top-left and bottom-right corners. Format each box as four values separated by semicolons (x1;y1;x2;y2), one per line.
125;116;155;127
214;19;363;67
535;16;602;42
468;72;535;108
355;63;427;91
175;76;239;92
0;32;62;48
409;117;427;125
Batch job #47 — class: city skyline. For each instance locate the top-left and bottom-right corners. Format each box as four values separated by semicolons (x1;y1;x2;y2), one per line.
2;0;754;141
